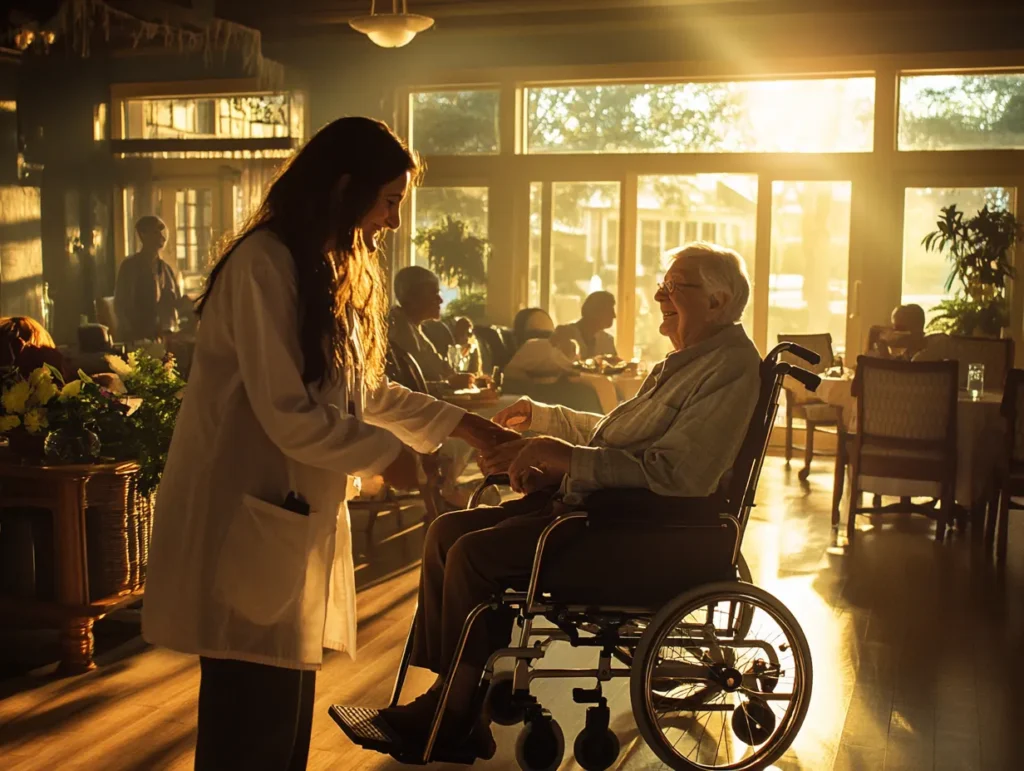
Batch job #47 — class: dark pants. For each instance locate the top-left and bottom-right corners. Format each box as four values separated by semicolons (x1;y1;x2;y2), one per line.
410;493;737;676
195;656;316;771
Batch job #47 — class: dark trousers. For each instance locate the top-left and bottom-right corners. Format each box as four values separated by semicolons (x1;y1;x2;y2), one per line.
409;493;738;677
195;656;316;771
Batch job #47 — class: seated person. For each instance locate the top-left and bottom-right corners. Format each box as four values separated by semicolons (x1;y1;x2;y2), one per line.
388;266;474;393
379;243;761;756
0;316;68;378
867;304;926;360
512;307;555;347
504;324;579;381
563;290;618;360
451;316;482;376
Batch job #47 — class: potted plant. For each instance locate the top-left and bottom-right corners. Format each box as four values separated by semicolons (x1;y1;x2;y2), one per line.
412;215;489;321
923;204;1020;337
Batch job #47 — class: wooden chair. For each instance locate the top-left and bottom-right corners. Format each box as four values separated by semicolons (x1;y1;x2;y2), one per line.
778;333;839;481
913;334;1014;392
94;296;118;341
833;357;958;542
986;368;1024;563
349;346;447;536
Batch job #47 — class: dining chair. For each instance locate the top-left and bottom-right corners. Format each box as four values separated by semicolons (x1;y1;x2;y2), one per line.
349;346;446;536
832;357;958;542
986;368;1024;563
778;333;839;481
914;334;1014;392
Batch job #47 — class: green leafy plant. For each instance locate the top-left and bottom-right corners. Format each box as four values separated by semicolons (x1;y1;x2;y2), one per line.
443;291;487;322
413;215;488;292
923;204;1019;336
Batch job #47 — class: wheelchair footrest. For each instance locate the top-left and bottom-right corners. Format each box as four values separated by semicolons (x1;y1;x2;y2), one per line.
328;705;479;765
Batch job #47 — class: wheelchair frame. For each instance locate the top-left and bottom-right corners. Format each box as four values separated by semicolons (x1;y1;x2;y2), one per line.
331;342;821;767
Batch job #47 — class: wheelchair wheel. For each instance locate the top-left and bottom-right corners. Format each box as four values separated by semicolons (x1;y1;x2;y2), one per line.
630;581;812;771
486;670;527;726
515;714;565;771
733;554;754;640
573;726;620;771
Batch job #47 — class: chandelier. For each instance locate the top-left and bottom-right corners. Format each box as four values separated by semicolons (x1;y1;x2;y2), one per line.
349;1;435;49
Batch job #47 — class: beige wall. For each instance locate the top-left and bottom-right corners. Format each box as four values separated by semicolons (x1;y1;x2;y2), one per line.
0;185;44;321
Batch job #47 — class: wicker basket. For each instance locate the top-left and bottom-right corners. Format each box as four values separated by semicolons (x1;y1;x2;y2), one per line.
85;473;132;601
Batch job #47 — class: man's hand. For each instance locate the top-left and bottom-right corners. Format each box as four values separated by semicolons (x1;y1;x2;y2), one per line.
447;372;475;389
491;397;533;431
511;465;565;495
507;437;573;493
381;447;421;491
451;412;520;452
478;437;530;477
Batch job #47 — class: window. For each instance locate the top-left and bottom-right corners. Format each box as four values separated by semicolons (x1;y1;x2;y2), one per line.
174;188;213;277
124;94;295;140
898;73;1024;151
635;174;758;361
411;186;489;320
768;181;852;354
410;89;500;155
527;77;875;154
901;187;1015;324
528;182;543;308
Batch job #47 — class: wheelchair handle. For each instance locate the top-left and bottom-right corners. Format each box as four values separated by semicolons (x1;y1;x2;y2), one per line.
780;362;822;392
765;342;821;367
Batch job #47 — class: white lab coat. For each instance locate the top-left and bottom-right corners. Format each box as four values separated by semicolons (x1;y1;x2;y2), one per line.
142;229;465;670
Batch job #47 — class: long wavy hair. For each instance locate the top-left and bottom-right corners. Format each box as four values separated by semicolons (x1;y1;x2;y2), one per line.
198;117;422;389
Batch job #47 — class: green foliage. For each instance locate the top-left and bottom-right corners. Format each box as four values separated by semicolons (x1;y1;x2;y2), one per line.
443;291;487;323
900;75;1024;149
412;91;500;155
117;352;186;498
412;215;489;291
922;204;1020;336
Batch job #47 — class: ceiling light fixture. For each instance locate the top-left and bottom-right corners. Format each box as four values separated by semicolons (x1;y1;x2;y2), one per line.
349;0;435;49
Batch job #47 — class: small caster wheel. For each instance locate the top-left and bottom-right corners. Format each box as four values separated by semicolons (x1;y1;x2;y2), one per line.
516;715;564;771
731;697;776;746
486;670;526;726
573;727;620;771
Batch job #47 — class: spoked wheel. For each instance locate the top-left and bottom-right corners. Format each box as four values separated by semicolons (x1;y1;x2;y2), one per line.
630;581;812;771
733;554;754;640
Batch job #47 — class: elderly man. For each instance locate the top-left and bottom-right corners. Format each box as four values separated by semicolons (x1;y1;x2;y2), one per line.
389;266;473;392
377;243;762;757
562;290;618;359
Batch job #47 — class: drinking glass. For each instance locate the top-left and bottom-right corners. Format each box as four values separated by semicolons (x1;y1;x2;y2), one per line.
447;345;464;372
967;363;985;400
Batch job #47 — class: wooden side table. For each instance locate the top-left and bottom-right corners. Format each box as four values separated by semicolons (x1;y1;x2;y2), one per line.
0;452;142;674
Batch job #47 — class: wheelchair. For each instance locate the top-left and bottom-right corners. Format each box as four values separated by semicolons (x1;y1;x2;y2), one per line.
331;342;822;770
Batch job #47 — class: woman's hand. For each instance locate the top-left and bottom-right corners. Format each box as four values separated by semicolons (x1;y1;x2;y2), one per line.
451;413;520;452
507;437;573;493
381;447;421;491
491;397;533;431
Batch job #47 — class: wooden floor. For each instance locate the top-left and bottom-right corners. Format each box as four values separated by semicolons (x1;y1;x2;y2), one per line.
1;456;1022;771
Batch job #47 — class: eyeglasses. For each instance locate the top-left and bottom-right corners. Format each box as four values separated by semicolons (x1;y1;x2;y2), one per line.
657;279;703;295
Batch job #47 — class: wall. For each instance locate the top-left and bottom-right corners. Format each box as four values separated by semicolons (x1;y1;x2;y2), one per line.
0;186;44;321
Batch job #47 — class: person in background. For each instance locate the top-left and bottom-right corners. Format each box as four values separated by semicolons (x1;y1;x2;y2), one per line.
114;215;181;343
451;316;481;376
867;304;927;360
389;266;474;392
512;307;555;347
564;290;618;359
0;316;66;377
504;324;579;381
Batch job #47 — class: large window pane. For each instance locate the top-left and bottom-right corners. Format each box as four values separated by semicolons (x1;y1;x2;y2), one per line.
528;182;543;308
768;181;852;355
898;73;1024;151
528;78;874;154
550;183;620;334
634;174;758;362
411;186;489;321
901;187;1015;325
124;94;295;140
410;90;500;155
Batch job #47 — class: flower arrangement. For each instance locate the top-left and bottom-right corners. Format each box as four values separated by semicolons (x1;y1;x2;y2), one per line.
0;350;184;497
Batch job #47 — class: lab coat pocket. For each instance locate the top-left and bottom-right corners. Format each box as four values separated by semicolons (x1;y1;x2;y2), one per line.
214;494;312;626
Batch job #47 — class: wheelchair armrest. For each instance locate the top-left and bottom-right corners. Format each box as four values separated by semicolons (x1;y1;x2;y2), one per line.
580;488;725;528
480;473;511;488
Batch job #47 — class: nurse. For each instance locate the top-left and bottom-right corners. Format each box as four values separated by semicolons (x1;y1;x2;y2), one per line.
141;117;514;771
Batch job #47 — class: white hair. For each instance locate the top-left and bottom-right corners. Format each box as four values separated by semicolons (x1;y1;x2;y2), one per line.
668;242;750;325
393;265;438;306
